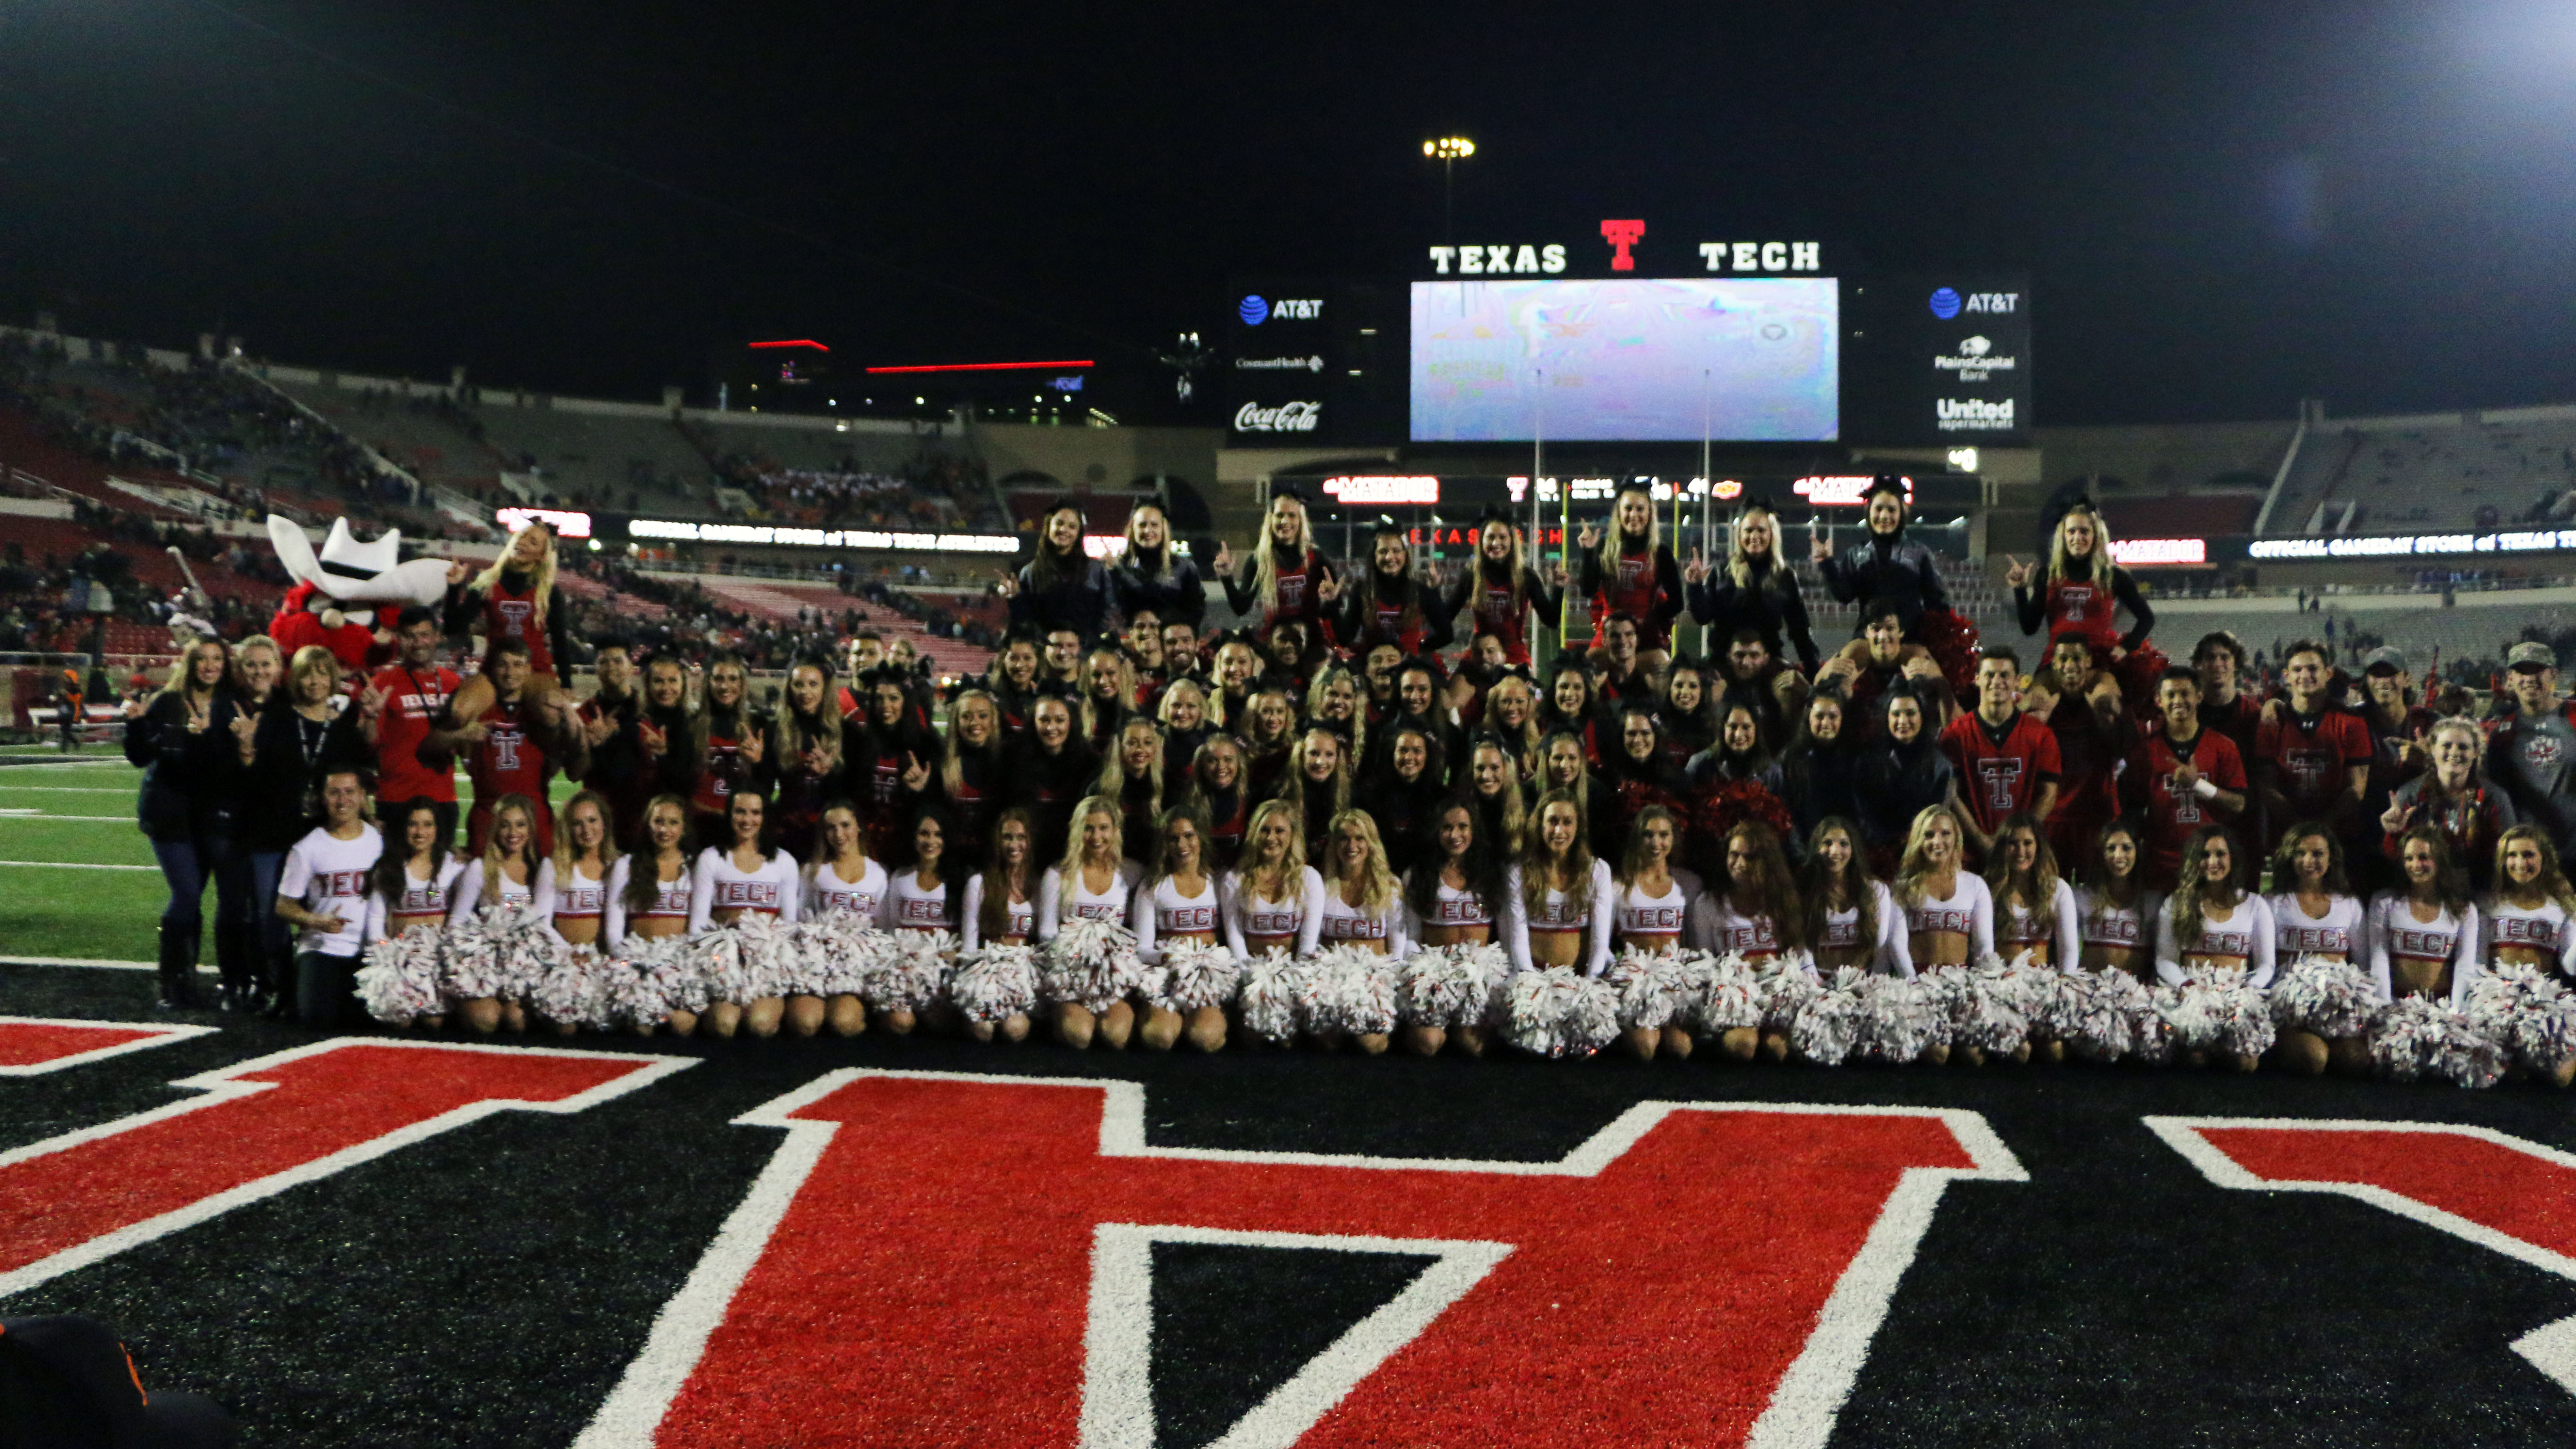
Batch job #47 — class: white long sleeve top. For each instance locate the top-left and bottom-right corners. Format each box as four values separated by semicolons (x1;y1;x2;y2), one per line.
1399;871;1500;942
2366;894;2480;1005
1610;869;1703;953
804;857;889;924
2266;891;2367;961
1806;880;1910;977
1315;879;1410;956
605;854;692;945
1995;877;2080;972
883;870;955;934
2479;894;2576;976
448;859;535;925
1130;874;1222;963
535;857;612;943
960;872;1037;950
1223;866;1324;959
1503;858;1617;976
2154;896;2278;990
1036;859;1145;941
688;847;803;933
1900;873;1996;965
364;856;467;943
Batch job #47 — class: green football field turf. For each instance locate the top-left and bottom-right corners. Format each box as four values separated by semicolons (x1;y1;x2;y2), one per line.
0;756;581;962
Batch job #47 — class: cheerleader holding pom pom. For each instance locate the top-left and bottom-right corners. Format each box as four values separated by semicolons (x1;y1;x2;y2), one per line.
2265;824;2373;1076
2479;826;2576;1087
2154;826;2278;1071
1312;809;1410;1055
1037;796;1146;1049
958;809;1041;1042
1986;812;2080;1063
1398;802;1509;1057
1893;805;1996;1063
1609;805;1704;1061
1685;820;1807;1062
870;806;961;1036
448;793;543;1035
1131;806;1232;1053
688;789;801;1039
359;801;465;1030
607;796;696;1036
1801;817;1908;977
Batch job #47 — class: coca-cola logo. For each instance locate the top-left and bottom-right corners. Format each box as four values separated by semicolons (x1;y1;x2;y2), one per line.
1234;400;1321;433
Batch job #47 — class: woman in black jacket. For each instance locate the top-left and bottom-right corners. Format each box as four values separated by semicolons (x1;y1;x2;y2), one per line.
1110;502;1206;631
123;637;237;1008
1778;690;1861;855
231;643;371;1012
1002;500;1115;644
1851;684;1958;876
1686;499;1821;671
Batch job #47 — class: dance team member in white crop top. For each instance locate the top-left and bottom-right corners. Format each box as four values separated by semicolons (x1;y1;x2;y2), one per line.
1399;801;1507;1059
875;805;959;1038
1506;788;1616;980
1130;805;1227;1053
2483;826;2576;1086
961;807;1042;1044
2155;825;2277;1072
782;802;884;1040
1686;820;1806;1063
364;801;466;1031
449;792;542;1036
606;795;696;1035
1895;805;2000;1061
2367;825;2481;1010
1315;808;1409;1055
1610;805;1702;1061
1039;795;1146;1050
1224;799;1324;960
1800;817;1908;979
2266;824;2370;1076
530;790;619;1036
690;789;801;1040
2074;819;2157;985
1986;812;2079;1063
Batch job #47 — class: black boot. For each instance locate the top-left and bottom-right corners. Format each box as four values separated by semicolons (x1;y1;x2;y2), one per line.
156;922;201;1010
211;921;245;1011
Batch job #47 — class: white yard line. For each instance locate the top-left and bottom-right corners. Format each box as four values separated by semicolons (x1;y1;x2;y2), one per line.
0;861;155;870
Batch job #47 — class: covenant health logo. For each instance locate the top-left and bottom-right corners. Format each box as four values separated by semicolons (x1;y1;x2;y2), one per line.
1929;287;1962;319
1240;294;1270;325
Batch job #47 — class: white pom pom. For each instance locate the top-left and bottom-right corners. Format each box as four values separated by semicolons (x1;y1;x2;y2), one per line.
1605;948;1676;1031
1038;918;1149;1013
1921;961;2029;1055
950;943;1039;1022
1790;966;1864;1064
1239;951;1306;1043
2157;964;2274;1059
530;943;619;1031
2270;954;2378;1039
1854;972;1944;1063
1757;953;1822;1035
1687;951;1765;1033
1997;952;2075;1042
1302;944;1399;1035
1153;942;1244;1014
356;928;445;1023
2465;965;2576;1076
2060;968;2153;1062
865;932;954;1012
1503;969;1619;1058
1396;943;1508;1028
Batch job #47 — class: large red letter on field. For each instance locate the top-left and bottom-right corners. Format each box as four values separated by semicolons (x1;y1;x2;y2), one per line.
582;1070;2024;1449
0;1015;215;1075
0;1038;690;1296
2149;1115;2576;1394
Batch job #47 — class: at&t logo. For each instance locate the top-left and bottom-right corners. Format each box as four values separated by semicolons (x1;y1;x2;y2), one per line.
1932;287;2021;318
1240;296;1321;324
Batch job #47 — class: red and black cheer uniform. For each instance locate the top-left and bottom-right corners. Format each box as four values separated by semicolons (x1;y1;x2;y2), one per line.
1441;563;1563;666
1938;709;2062;856
2013;559;2163;696
1336;572;1452;657
2124;726;2249;891
689;708;750;849
1222;545;1335;643
1577;537;1684;652
443;568;571;681
464;694;559;857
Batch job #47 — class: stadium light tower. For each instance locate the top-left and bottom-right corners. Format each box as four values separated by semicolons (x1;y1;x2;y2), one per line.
1423;136;1475;244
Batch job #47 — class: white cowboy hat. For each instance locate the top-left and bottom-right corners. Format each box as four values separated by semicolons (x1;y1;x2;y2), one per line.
267;515;452;613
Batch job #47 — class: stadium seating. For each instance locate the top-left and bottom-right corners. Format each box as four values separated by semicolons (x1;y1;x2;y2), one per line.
2264;409;2576;537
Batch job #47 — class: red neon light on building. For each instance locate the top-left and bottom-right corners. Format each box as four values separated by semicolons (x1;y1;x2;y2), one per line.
747;339;830;351
863;359;1095;375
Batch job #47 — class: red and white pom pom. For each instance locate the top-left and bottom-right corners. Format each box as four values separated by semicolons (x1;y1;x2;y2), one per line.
1790;966;1866;1065
356;928;445;1023
2465;964;2576;1077
1238;951;1307;1044
866;932;954;1012
951;943;1039;1023
1756;950;1823;1035
1854;972;1945;1063
1921;958;2029;1055
604;935;690;1026
2157;964;2274;1060
1688;951;1766;1033
491;906;559;1000
1606;948;1677;1032
1998;951;2075;1043
1395;943;1508;1028
1503;969;1620;1058
1038;918;1150;1013
437;913;508;1000
531;943;619;1031
2270;955;2378;1040
2371;995;2504;1087
2061;968;2152;1062
1302;944;1399;1036
1153;942;1244;1014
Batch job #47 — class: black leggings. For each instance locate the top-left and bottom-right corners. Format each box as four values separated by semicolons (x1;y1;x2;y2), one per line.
295;950;359;1028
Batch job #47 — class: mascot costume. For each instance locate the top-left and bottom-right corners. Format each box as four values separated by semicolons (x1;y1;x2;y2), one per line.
266;516;451;674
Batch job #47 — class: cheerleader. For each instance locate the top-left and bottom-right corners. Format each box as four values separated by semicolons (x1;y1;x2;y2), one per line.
1223;799;1324;959
1685;499;1822;670
2267;823;2371;1075
1466;739;1529;858
796;800;888;1038
870;806;958;1038
1575;482;1685;666
1537;663;1604;764
1156;679;1213;788
1988;812;2079;970
1610;805;1704;1061
1813;477;1954;641
1283;727;1351;863
1314;810;1409;1054
607;795;695;1036
1216;488;1337;642
449;792;542;1035
2367;825;2480;1007
755;657;845;851
530;791;618;1036
1684;820;1806;1062
2004;500;2158;694
1400;802;1507;1058
1038;795;1147;1048
1440;508;1562;666
2156;826;2278;1071
1485;674;1546;782
1240;689;1299;802
1110;501;1207;631
1209;636;1263;730
689;789;802;1040
441;520;572;725
1506;789;1616;979
1005;694;1098;859
1334;523;1451;657
1080;649;1134;755
960;808;1041;1043
1130;805;1225;1052
844;668;939;863
1800;816;1908;978
2485;825;2576;1086
686;652;759;848
929;688;1006;866
1179;735;1249;869
1305;665;1367;761
2380;717;2517;893
1101;717;1167;845
999;498;1114;644
363;801;465;1030
1894;804;1994;971
1527;732;1594;845
2075;819;2159;981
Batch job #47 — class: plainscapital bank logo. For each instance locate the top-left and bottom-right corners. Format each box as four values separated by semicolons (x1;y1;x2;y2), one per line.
1235;356;1325;372
1935;334;2017;383
1234;400;1321;433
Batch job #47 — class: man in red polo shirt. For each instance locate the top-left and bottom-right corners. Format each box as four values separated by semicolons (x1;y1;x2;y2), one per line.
363;607;462;847
2125;666;2250;890
1939;647;2061;864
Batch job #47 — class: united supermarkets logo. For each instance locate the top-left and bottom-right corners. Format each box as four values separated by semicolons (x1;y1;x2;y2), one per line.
1937;397;2016;433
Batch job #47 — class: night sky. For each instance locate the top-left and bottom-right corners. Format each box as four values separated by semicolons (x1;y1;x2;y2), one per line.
2;0;2572;425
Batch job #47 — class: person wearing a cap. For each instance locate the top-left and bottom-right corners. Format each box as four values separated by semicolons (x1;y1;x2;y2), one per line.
2486;642;2576;853
998;499;1113;646
0;1314;234;1447
2356;646;2435;893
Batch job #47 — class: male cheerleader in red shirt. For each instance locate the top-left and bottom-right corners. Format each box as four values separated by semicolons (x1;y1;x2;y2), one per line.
426;637;588;857
1939;647;2061;863
2125;666;2250;890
